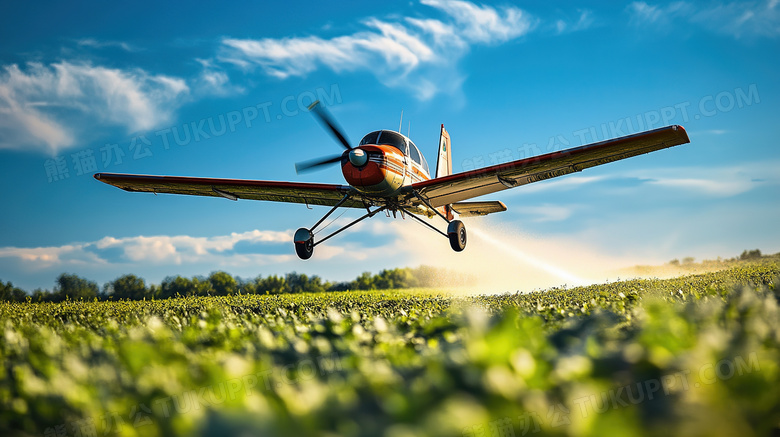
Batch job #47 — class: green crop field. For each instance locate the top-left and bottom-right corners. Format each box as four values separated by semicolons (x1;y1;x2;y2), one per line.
2;258;779;437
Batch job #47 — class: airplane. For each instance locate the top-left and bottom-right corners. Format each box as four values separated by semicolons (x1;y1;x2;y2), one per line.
94;101;690;260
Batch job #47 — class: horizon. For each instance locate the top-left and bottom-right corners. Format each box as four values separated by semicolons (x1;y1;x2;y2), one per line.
5;247;772;295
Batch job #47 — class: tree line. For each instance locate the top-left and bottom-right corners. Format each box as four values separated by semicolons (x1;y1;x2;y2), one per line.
0;266;475;303
667;248;767;266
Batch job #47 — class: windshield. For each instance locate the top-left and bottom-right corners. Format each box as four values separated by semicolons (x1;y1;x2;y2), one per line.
359;131;380;146
359;130;425;172
376;130;407;154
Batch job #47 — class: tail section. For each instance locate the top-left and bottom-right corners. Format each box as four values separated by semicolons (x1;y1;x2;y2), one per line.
435;124;452;178
434;125;456;220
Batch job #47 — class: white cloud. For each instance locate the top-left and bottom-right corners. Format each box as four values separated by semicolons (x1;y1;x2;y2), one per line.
627;1;780;38
0;61;189;154
76;38;137;52
0;244;87;267
513;204;576;222
220;0;536;99
628;1;666;23
557;9;595;33
644;177;752;196
555;10;596;34
193;58;244;96
419;0;534;43
624;161;779;197
690;0;780;38
504;161;777;199
0;229;295;270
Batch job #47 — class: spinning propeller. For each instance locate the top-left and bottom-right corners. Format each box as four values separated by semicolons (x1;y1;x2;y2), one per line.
295;101;353;174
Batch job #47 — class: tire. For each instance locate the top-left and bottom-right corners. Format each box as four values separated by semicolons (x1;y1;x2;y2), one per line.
447;220;467;252
294;228;314;260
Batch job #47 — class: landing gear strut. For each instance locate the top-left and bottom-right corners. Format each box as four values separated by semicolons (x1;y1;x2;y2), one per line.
403;190;467;253
293;193;388;260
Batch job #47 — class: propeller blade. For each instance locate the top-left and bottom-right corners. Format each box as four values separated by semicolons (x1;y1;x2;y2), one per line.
308;100;352;151
295;154;344;174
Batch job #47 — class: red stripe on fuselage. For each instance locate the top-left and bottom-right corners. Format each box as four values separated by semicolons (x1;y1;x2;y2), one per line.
342;144;409;194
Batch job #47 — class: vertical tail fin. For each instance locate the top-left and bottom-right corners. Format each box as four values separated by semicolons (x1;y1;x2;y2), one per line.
435;124;452;178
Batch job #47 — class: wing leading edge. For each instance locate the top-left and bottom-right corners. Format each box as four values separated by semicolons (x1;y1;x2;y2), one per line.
411;125;690;207
93;173;366;208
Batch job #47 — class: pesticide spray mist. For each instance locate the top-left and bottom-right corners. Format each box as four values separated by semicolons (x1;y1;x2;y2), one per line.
392;218;643;295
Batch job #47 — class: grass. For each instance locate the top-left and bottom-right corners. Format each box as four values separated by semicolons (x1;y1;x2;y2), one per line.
1;257;779;436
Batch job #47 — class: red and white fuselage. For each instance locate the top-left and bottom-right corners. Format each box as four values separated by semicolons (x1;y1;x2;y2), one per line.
341;130;432;197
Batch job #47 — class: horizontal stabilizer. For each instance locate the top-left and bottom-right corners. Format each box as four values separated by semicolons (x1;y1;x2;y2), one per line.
450;201;507;217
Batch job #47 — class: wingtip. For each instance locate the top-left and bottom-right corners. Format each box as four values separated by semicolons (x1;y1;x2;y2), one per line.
673;125;690;143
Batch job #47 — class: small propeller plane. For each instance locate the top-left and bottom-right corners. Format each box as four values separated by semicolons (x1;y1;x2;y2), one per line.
94;101;690;260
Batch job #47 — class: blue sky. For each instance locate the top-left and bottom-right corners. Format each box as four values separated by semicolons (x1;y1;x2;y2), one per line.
1;0;778;292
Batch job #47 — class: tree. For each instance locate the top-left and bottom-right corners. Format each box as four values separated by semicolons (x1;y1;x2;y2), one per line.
105;274;149;300
740;249;762;260
208;271;238;296
161;276;196;299
53;273;99;301
285;272;325;294
375;268;419;289
0;281;26;302
354;272;375;290
30;289;49;302
258;275;287;294
236;276;258;294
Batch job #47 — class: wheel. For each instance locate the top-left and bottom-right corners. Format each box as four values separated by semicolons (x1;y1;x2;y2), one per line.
447;220;467;252
294;228;314;260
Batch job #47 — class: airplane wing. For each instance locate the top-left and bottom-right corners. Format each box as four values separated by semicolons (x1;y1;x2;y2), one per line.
93;173;367;208
411;125;690;207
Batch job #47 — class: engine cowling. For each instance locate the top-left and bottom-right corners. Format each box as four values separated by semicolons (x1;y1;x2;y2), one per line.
341;144;406;196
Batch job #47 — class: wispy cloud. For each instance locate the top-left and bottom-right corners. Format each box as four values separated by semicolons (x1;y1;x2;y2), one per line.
627;1;780;38
506;161;777;198
554;9;596;34
627;1;691;24
220;0;536;99
624;161;779;197
0;61;189;154
690;0;780;37
513;204;577;222
419;0;534;43
193;58;244;96
76;38;138;52
644;177;754;196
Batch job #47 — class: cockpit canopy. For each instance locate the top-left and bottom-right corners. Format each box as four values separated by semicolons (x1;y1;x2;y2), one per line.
359;130;429;175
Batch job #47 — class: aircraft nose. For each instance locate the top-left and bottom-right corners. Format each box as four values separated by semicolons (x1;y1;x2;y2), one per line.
349;148;368;167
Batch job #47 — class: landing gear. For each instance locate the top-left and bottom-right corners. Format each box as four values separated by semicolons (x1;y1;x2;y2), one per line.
447;220;467;252
291;191;469;259
401;190;467;253
292;193;388;260
294;228;314;260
